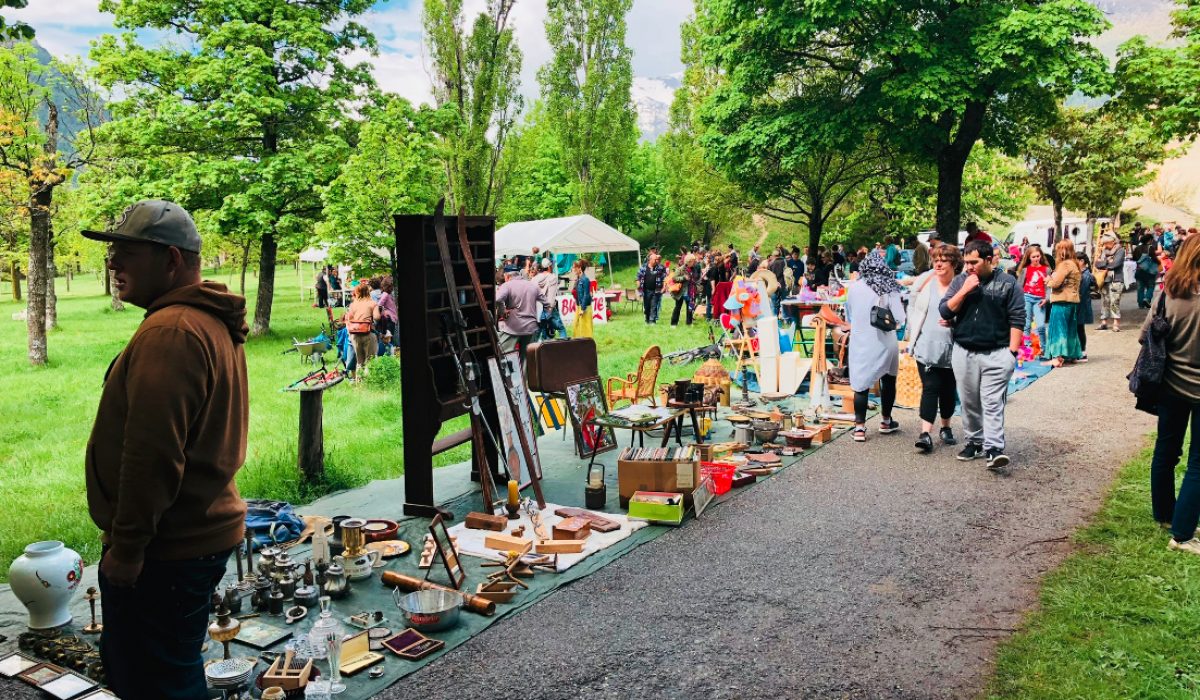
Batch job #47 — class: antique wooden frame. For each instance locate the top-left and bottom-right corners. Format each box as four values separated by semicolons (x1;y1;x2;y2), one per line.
564;376;618;459
427;514;466;590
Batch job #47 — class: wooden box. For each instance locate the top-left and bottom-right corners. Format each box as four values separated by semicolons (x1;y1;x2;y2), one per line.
339;631;384;676
262;655;313;691
484;533;533;555
475;581;519;603
809;424;833;443
552;517;591;540
465;512;507;531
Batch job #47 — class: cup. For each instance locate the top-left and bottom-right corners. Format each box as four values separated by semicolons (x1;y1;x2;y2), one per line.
339;518;367;557
263;688;286;700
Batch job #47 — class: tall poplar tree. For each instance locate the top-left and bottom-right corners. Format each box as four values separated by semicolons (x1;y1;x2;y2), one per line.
424;0;523;216
91;0;377;336
540;0;638;223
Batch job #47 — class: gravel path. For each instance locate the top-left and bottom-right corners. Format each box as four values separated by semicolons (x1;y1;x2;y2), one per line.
382;299;1154;700
0;300;1154;700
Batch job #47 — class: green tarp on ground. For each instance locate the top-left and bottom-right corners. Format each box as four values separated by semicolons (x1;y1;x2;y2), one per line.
0;405;855;698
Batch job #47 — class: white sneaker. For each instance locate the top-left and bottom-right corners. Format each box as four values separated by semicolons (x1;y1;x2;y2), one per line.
1168;538;1200;556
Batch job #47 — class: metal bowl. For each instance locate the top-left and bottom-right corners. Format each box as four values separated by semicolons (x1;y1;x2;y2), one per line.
394;589;462;632
751;419;781;444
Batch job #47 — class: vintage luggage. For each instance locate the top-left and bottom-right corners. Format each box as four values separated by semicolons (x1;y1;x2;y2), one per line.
525;338;599;393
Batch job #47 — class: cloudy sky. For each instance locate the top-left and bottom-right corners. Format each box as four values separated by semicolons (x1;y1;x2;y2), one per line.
0;0;695;106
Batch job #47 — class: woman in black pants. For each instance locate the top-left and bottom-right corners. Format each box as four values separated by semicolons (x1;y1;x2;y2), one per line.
904;245;963;452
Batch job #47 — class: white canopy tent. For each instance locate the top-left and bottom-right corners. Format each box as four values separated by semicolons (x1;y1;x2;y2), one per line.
495;215;641;284
299;245;329;263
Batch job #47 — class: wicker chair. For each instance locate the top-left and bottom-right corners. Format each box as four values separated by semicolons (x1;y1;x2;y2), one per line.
607;345;663;408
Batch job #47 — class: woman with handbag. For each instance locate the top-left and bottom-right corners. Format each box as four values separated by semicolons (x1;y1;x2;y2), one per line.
846;253;907;441
1144;235;1200;556
343;281;380;381
1095;231;1126;331
1042;240;1083;367
669;254;698;326
906;245;962;453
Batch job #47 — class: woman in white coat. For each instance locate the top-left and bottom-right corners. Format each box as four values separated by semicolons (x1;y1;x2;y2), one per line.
846;252;907;441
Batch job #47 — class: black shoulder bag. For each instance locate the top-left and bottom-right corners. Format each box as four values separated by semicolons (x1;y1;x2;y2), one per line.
1128;292;1171;415
870;294;898;332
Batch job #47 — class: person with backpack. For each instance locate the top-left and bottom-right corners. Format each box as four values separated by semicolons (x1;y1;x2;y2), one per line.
1145;235;1200;556
1135;234;1161;309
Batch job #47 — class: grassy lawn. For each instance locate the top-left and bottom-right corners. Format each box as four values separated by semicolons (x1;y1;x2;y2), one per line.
0;264;726;581
987;440;1200;699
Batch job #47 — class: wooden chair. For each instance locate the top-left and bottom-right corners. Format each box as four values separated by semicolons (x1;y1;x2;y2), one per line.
607;345;664;408
622;287;641;312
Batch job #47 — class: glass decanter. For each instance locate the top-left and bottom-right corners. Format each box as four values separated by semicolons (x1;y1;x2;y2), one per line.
307;596;346;694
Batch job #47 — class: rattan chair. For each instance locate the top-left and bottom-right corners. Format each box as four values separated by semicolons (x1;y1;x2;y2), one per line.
607;345;663;408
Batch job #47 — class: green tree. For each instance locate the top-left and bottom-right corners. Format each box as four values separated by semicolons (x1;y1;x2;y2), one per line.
539;0;638;222
91;0;378;336
0;0;34;41
321;95;454;279
616;140;677;242
423;0;523;216
495;100;574;225
661;19;749;248
1115;0;1200;143
1024;106;1167;243
696;0;1110;242
0;44;104;364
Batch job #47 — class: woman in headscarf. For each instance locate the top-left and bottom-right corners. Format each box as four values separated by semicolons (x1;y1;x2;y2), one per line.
845;253;907;442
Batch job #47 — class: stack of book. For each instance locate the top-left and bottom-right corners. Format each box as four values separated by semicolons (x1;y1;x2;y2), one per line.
618;445;698;462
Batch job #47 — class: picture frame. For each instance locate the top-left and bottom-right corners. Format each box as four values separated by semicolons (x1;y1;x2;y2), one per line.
41;669;98;699
17;662;66;686
0;652;38;678
77;690;120;700
564;376;618;459
426;514;466;590
487;352;543;487
232;618;292;650
692;476;715;519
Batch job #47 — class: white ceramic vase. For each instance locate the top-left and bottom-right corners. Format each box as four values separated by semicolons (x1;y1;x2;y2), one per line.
8;541;84;629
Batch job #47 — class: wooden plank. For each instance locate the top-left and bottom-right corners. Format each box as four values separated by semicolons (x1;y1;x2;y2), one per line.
552;508;620;533
484;533;533;555
535;539;584;555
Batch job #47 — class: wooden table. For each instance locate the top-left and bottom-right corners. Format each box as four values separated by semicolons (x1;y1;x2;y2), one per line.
583;407;690;470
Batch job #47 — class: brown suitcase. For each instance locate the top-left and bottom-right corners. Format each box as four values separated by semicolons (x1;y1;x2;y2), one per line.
525;338;599;393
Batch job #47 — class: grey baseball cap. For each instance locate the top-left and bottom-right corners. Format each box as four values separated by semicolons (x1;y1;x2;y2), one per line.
82;200;201;253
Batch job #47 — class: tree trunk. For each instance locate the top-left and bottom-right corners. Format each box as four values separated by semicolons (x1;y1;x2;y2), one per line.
11;261;20;301
106;247;124;312
239;251;249;295
1051;197;1064;246
27;187;52;366
807;214;823;259
298;389;326;481
45;237;57;330
934;101;988;243
252;228;278;336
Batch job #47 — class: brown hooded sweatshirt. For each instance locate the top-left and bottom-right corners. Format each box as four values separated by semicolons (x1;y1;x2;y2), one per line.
87;282;249;563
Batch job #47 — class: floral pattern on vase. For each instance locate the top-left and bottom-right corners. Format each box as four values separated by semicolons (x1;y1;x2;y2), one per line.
8;541;84;629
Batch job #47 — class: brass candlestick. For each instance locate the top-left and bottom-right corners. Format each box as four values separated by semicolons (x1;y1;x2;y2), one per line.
83;587;102;634
207;604;241;660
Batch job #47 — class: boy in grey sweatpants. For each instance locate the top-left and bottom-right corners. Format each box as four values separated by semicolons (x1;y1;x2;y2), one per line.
939;240;1026;471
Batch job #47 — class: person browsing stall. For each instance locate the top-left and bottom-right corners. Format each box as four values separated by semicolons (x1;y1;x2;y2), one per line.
496;264;549;366
343;281;381;379
846;253;907;442
81;201;248;700
940;240;1025;471
533;258;567;340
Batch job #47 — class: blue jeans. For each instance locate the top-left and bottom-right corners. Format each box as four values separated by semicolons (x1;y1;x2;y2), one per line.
1137;276;1155;307
100;547;234;700
1151;394;1200;542
534;307;567;341
1023;293;1047;351
644;291;662;323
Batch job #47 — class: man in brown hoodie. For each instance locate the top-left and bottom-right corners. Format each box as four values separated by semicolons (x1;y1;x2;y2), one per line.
82;200;249;700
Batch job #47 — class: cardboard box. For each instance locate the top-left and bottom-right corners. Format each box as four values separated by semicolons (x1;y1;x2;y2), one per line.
759;355;779;393
618;458;701;508
626;491;685;526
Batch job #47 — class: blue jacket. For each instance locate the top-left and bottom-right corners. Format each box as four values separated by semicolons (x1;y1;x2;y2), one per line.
1077;269;1095;326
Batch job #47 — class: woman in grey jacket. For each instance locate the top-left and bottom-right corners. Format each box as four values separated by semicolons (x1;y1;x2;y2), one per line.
1095;232;1126;332
906;245;963;452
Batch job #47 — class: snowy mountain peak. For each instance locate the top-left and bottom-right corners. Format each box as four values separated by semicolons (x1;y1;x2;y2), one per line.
632;73;683;142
